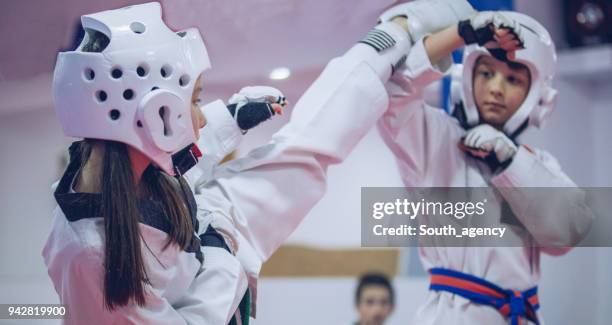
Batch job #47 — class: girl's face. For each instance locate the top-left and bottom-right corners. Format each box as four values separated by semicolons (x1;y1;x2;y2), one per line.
191;76;206;139
472;55;531;130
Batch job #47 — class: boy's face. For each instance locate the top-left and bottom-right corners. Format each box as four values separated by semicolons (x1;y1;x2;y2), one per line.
356;285;394;325
472;55;531;130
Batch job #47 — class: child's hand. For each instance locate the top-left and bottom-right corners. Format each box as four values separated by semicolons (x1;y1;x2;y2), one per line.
493;28;523;60
227;86;288;132
378;0;475;43
459;11;524;61
461;124;518;164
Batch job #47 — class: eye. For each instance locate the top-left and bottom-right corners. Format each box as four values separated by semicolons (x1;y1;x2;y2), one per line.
478;70;493;79
506;75;524;86
193;98;203;105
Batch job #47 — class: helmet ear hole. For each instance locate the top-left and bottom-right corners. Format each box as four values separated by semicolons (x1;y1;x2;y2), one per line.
84;68;95;81
179;74;190;87
109;109;121;120
123;89;135;100
130;22;146;34
96;90;108;102
160;65;173;78
137;64;149;77
137;89;190;153
158;106;173;136
111;68;123;79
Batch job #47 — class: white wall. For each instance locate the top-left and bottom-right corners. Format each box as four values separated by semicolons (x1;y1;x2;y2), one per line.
515;1;612;322
252;277;429;325
0;108;69;279
0;108;68;323
521;74;612;325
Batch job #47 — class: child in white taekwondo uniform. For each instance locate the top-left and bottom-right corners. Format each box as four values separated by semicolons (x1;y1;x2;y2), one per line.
374;5;594;325
43;3;286;325
42;1;476;324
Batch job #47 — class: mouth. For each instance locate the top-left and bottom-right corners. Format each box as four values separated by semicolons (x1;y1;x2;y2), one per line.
483;101;506;112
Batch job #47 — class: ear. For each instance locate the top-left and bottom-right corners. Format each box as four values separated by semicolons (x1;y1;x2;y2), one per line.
541;87;558;107
531;87;558;128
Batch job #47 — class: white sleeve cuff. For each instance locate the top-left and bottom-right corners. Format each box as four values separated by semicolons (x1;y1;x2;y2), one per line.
343;43;393;83
404;36;452;86
491;146;539;187
199;99;244;162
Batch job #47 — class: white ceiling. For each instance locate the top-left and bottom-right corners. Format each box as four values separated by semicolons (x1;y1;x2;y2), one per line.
0;0;398;115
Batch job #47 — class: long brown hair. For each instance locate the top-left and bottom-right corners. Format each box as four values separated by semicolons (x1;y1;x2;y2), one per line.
80;140;194;310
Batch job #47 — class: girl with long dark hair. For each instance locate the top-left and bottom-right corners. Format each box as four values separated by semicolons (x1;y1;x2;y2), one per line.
43;3;284;324
43;1;472;323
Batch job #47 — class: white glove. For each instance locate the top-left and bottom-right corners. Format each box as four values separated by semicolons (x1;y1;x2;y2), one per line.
458;11;524;61
227;86;287;132
376;0;474;86
229;86;287;107
463;124;517;163
378;0;475;43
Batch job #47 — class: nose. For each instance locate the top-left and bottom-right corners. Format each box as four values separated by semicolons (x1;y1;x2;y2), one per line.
196;105;207;129
487;74;505;99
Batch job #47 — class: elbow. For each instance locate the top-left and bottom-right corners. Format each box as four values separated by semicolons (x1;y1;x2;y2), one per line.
533;215;594;253
533;191;595;252
540;246;572;256
533;234;577;251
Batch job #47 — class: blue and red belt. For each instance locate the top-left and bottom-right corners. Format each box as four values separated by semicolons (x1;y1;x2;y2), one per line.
429;268;540;325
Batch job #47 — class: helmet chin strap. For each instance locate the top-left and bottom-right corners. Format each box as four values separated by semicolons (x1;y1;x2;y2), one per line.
507;119;529;141
171;144;202;178
451;102;472;130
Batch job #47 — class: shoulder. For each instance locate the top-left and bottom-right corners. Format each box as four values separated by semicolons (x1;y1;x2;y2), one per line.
44;215;105;287
421;104;465;140
47;208;106;262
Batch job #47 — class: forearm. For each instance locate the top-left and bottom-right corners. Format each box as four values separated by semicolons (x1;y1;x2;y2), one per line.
174;246;247;325
492;148;594;248
423;24;464;66
196;48;391;263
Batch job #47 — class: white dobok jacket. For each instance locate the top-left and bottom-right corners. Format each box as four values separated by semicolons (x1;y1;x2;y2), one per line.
43;40;397;324
377;41;593;324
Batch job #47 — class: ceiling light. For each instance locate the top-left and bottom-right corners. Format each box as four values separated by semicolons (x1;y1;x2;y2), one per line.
269;67;291;80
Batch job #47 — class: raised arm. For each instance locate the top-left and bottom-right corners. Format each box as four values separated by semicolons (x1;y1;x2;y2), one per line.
183;87;286;188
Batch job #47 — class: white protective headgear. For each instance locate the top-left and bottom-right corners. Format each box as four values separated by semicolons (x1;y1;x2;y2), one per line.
53;2;211;175
455;11;558;136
